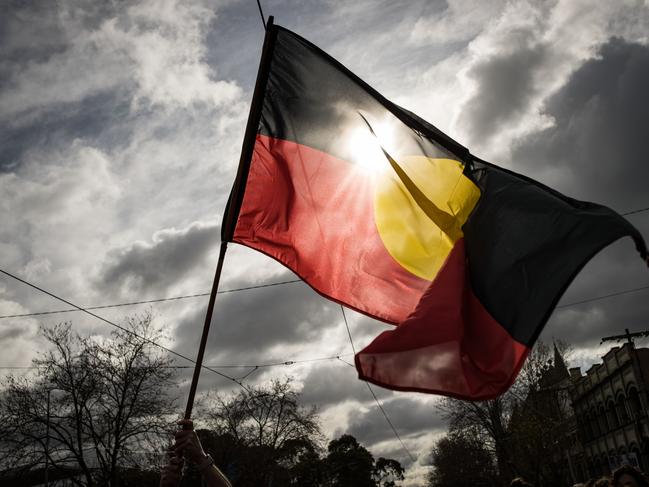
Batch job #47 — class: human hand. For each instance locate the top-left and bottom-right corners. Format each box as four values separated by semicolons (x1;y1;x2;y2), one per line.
174;419;207;464
159;450;184;487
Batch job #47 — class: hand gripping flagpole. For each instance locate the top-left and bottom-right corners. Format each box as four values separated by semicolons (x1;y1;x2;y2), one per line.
183;16;277;421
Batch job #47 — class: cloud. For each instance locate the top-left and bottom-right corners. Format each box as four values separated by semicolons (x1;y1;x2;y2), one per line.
97;221;220;296
0;0;238;125
169;272;343;370
450;1;649;159
460;43;547;142
1;2;647;478
0;0;247;317
300;360;393;408
0;90;133;171
345;396;445;446
409;0;507;47
512;38;649;207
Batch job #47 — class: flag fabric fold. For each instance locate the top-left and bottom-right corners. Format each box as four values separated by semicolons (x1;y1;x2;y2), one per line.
223;24;647;400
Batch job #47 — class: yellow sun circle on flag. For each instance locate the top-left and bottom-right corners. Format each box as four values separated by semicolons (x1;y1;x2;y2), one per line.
373;156;480;281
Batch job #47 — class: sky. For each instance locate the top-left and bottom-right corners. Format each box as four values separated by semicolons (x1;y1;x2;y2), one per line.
1;0;648;484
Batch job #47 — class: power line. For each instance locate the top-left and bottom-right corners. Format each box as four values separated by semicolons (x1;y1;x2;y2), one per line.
556;284;649;309
0;279;302;319
0;268;245;387
255;0;266;30
622;206;649;216
340;305;416;463
4;279;648;322
0;354;355;371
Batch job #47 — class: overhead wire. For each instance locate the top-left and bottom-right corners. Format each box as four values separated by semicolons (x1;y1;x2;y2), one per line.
0;208;649;319
0;279;302;319
555;284;649;309
0;203;647;451
0;268;246;388
255;0;266;30
3;279;648;321
622;206;649;216
3;201;649;321
0;354;355;371
340;305;417;463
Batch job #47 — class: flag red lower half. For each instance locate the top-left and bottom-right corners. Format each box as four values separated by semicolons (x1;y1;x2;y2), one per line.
355;238;529;400
232;134;431;324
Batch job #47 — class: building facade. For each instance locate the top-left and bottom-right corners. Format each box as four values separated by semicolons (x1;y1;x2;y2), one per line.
569;343;649;477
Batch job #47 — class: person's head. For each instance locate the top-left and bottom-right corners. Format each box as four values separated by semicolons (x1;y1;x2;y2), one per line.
594;477;611;487
613;465;649;487
510;478;533;487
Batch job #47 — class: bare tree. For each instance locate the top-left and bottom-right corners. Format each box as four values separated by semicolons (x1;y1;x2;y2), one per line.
201;378;323;486
436;339;573;484
0;313;177;486
437;394;514;482
205;378;321;452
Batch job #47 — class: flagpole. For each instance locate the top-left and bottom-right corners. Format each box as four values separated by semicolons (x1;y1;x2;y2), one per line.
183;16;277;421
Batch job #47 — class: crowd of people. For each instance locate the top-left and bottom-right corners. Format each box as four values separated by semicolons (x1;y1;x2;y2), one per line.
511;464;649;487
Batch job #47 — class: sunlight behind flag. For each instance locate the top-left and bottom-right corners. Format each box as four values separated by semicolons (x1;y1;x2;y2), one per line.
345;115;399;174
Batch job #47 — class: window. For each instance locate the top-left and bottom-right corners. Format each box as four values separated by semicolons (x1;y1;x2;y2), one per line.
628;387;641;419
607;399;619;429
616;394;629;424
598;404;608;433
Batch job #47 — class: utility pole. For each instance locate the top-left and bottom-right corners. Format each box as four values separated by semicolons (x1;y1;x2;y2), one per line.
600;328;649;346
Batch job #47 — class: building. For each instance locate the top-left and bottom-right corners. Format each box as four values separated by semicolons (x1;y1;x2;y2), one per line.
569;342;649;477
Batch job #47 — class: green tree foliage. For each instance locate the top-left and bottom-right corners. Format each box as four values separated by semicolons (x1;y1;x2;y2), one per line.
0;314;177;487
373;457;405;487
427;431;498;487
325;434;375;487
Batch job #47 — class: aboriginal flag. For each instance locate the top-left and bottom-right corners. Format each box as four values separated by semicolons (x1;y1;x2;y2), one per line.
222;21;647;400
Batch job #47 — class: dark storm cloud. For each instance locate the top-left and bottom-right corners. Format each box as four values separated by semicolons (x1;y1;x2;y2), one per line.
300;360;393;408
519;39;649;351
1;90;134;172
512;38;649;209
97;222;220;297
0;1;122;85
0;2;68;77
345;396;444;446
459;43;547;143
173;274;340;364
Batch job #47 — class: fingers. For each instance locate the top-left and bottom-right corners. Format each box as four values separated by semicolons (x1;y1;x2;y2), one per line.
174;430;198;450
177;419;194;430
168;455;184;467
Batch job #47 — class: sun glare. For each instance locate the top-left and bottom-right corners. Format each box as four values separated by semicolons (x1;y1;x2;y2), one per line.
345;118;398;174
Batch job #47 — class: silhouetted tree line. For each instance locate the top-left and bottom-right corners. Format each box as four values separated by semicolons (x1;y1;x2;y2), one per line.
0;315;403;486
187;379;404;487
428;341;574;487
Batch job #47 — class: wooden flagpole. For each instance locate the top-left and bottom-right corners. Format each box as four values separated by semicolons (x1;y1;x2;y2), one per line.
183;16;276;421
